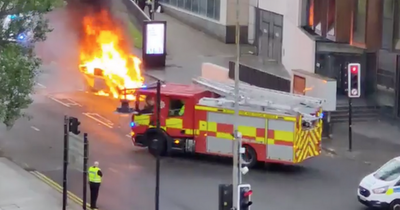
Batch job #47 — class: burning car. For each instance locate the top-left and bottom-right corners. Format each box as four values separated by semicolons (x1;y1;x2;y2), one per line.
78;10;144;100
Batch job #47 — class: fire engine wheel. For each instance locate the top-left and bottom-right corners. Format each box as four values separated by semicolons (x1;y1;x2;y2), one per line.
241;144;257;168
147;134;167;156
390;199;400;210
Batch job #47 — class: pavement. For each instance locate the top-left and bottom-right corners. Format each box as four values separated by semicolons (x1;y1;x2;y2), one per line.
0;6;393;210
0;157;81;210
323;120;400;170
140;12;237;84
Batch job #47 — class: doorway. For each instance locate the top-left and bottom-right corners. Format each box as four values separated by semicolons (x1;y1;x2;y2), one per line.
315;52;364;96
293;75;306;95
257;9;283;63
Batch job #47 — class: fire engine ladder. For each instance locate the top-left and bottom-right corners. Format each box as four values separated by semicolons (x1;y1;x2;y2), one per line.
193;77;323;121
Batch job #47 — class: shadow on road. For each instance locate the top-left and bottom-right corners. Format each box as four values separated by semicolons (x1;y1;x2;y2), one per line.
153;152;310;175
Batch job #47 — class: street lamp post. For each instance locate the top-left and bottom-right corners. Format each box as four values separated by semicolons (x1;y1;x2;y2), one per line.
232;0;242;208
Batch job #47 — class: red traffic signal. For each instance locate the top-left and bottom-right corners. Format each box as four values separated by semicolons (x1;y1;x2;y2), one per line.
244;190;253;197
350;65;359;74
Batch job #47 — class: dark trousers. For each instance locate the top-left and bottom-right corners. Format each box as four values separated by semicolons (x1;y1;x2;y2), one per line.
89;182;101;208
138;0;146;11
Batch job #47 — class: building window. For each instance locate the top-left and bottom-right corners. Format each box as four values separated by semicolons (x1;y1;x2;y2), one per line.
377;69;395;90
382;0;394;49
207;0;219;20
376;51;396;109
307;0;314;27
301;0;313;28
159;0;220;20
394;1;400;49
326;0;335;38
352;0;367;44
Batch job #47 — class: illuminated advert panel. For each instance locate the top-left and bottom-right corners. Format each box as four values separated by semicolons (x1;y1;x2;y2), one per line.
142;20;167;68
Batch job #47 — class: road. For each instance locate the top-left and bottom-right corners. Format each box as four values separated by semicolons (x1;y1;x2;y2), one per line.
0;73;374;210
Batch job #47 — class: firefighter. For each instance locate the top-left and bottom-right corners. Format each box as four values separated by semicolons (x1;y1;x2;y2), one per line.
179;104;185;116
141;96;154;114
88;161;103;209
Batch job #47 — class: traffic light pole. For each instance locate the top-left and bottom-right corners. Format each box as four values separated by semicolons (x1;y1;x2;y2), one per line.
155;80;161;210
347;63;360;152
348;98;353;152
82;133;89;210
62;115;69;210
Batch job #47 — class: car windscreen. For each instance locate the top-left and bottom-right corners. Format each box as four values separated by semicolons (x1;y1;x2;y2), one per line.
374;159;400;181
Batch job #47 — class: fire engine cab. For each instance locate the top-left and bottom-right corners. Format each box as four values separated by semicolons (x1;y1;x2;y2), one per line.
131;77;324;167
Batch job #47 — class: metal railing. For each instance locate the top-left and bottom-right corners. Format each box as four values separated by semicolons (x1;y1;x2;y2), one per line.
122;0;151;32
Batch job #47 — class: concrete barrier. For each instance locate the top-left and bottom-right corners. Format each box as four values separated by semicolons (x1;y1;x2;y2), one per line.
122;0;151;32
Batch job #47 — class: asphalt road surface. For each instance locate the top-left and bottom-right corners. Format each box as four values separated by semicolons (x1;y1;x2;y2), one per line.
0;72;376;210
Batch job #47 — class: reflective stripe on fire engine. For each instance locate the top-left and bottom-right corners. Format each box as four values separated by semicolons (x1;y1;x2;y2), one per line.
293;109;323;163
134;115;151;125
203;112;266;142
166;118;183;129
266;119;295;162
195;105;296;121
202;112;267;155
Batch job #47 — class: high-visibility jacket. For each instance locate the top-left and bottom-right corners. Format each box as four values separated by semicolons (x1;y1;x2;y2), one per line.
88;166;102;183
179;105;185;116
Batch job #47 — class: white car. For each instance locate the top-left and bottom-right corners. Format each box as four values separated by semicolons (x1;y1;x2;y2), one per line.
358;157;400;210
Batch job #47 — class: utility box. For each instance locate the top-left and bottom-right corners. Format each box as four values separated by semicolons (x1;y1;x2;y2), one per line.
292;69;337;111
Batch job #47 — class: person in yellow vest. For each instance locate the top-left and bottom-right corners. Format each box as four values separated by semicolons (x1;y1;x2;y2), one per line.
179;104;185;116
88;161;103;209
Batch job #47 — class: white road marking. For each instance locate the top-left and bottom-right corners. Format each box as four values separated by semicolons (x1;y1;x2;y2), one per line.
109;167;119;174
65;98;82;107
126;134;131;138
48;96;82;107
31;126;40;131
37;83;46;88
83;113;113;128
23;163;29;168
49;96;70;107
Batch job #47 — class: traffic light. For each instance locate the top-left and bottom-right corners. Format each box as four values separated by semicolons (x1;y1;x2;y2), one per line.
347;63;361;98
69;117;81;135
218;184;233;210
238;184;252;210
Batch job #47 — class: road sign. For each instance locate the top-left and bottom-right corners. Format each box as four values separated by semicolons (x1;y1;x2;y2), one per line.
68;133;84;171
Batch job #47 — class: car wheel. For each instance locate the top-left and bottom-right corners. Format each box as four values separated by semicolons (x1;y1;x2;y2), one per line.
241;144;257;168
390;199;400;210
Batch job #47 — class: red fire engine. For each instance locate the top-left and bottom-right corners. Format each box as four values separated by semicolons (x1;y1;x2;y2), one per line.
131;77;324;167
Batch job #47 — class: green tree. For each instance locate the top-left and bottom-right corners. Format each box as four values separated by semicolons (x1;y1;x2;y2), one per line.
0;0;65;128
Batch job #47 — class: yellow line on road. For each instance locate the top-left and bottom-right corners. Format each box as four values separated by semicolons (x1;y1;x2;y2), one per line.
31;171;90;208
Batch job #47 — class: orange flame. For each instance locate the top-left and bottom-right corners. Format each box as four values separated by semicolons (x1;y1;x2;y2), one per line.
79;10;143;100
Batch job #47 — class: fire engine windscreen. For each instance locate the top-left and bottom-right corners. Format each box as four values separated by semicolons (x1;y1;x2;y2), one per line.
135;94;154;114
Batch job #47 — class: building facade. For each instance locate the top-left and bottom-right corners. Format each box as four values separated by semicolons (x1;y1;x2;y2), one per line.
159;0;249;43
160;0;400;117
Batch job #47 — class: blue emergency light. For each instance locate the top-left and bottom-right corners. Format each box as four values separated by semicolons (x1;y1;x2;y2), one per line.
17;33;25;40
